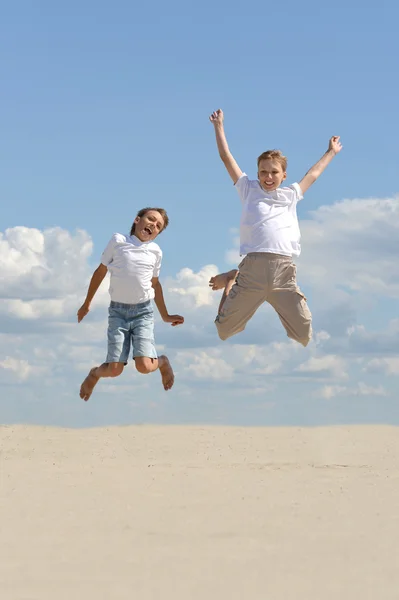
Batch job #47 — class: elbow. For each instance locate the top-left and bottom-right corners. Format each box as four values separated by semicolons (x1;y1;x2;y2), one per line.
220;152;231;165
307;172;318;184
96;264;108;277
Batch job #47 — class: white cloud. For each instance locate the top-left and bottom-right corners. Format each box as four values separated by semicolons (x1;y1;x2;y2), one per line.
296;354;347;379
223;228;240;266
1;296;77;320
355;382;388;396
344;322;399;355
314;331;331;344
0;357;33;380
0;210;398;426
299;195;399;298
174;339;302;383
235;340;302;375
0;226;110;323
365;357;399;375
317;381;389;400
176;349;234;380
225;248;241;265
0;226;94;298
318;385;347;399
166;265;219;308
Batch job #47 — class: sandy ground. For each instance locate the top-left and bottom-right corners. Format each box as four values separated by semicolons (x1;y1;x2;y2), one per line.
1;424;399;600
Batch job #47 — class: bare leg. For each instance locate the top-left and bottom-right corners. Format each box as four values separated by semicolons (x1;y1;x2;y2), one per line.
135;355;175;391
80;362;124;401
209;269;238;291
209;269;238;314
158;355;174;390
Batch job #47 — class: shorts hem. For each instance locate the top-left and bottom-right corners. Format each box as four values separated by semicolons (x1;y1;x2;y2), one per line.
132;350;158;360
105;357;129;365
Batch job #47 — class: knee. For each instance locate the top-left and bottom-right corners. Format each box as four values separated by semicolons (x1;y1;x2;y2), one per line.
215;323;227;341
293;322;312;347
135;357;156;374
215;320;241;342
217;328;231;341
216;325;228;341
215;317;232;342
108;363;124;377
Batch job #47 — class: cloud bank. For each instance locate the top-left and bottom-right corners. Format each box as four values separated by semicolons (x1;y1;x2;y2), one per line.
1;193;399;426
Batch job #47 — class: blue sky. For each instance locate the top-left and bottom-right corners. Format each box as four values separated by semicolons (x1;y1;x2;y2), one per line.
1;0;399;427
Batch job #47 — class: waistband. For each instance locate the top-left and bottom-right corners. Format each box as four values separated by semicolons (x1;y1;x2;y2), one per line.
246;252;293;260
110;300;151;309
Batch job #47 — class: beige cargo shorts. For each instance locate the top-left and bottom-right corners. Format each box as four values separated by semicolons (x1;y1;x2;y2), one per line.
215;252;312;346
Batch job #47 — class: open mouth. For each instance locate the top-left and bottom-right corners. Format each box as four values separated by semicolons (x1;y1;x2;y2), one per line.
144;226;153;235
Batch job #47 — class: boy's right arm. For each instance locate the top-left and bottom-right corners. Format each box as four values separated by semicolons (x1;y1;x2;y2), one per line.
77;263;108;322
209;109;243;185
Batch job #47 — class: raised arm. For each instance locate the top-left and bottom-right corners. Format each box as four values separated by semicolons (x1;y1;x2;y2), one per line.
298;136;342;195
77;263;108;322
209;109;243;184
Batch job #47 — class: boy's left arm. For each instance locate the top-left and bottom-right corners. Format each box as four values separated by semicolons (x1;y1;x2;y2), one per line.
152;278;184;327
298;136;342;195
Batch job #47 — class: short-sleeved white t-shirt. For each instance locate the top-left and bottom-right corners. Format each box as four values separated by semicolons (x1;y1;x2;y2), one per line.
235;174;303;257
101;233;162;304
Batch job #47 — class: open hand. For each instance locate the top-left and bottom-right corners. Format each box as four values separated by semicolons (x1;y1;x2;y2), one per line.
77;303;90;323
329;136;342;155
164;314;184;327
209;109;224;125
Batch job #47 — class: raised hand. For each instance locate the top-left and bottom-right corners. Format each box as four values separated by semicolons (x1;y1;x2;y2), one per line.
209;109;224;126
329;136;342;155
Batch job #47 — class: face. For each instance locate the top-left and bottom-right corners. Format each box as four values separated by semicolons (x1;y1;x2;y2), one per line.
134;210;165;242
258;159;287;192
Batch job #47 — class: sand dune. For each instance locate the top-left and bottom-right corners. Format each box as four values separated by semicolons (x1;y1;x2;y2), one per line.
1;424;399;599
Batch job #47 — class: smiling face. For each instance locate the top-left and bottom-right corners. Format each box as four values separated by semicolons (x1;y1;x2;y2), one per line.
258;158;287;192
133;210;165;242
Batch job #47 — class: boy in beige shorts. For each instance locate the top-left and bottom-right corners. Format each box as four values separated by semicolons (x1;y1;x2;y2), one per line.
208;109;342;346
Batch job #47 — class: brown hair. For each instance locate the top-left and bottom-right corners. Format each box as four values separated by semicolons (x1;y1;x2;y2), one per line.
257;150;287;172
130;207;169;236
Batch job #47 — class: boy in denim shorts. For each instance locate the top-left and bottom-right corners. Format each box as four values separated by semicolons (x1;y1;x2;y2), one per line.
208;109;342;346
77;207;184;401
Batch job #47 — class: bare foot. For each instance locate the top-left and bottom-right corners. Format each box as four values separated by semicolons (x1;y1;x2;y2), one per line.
80;367;99;401
209;270;238;291
158;355;174;391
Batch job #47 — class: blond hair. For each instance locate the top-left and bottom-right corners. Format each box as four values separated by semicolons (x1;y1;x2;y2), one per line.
257;150;287;172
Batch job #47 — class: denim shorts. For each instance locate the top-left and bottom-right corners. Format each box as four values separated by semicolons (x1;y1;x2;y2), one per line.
106;300;157;364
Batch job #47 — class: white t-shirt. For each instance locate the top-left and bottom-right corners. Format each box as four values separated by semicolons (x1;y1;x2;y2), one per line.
235;174;303;257
101;233;162;304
